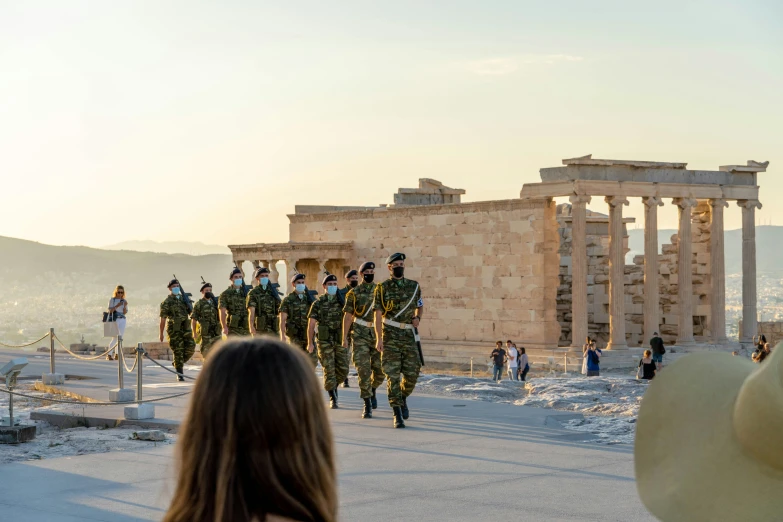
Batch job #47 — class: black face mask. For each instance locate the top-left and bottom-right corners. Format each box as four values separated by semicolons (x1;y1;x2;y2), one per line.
349;280;359;288
392;266;404;278
204;292;214;299
362;273;374;284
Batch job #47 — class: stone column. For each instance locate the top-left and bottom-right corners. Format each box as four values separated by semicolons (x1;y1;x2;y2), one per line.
283;259;298;293
268;259;280;284
234;260;246;281
317;258;328;289
710;199;729;345
674;198;697;346
738;199;762;346
569;195;591;349
605;196;629;350
642;197;664;348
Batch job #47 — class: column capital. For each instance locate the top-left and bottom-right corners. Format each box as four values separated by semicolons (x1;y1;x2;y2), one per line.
709;198;730;209
673;197;697;209
737;199;763;210
642;196;664;207
604;196;629;207
569;194;592;205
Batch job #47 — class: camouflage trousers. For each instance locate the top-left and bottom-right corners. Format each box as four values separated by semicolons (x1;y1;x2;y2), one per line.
200;334;220;359
254;314;279;336
317;327;349;391
289;334;320;368
168;329;196;369
381;326;421;408
352;323;384;399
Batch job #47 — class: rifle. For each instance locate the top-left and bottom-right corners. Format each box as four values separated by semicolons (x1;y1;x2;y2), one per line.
173;273;194;314
304;287;317;305
271;282;282;303
336;286;348;308
200;276;218;308
413;327;425;366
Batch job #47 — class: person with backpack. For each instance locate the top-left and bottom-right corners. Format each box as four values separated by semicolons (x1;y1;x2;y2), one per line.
585;341;602;377
649;332;665;370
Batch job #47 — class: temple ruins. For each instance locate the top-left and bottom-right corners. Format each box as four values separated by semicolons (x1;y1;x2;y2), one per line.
229;156;768;368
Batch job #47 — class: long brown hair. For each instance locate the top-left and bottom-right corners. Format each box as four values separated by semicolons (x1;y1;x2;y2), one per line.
164;338;338;522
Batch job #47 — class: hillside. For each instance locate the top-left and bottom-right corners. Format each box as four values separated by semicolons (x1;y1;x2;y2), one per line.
102;240;229;256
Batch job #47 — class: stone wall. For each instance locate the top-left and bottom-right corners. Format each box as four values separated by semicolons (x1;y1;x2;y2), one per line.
288;199;561;349
757;322;782;348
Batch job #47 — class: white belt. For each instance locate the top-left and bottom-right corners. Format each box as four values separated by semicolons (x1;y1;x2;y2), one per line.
353;318;374;328
383;318;413;330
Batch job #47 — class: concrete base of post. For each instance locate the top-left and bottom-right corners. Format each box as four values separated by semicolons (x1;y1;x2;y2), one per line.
109;388;135;402
124;404;155;420
0;425;37;444
42;373;65;385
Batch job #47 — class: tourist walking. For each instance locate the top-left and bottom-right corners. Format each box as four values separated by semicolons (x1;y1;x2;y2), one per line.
506;342;519;381
163;338;338;522
374;252;424;429
581;336;592;375
637;349;657;380
308;274;349;409
106;285;128;361
585;341;602;377
517;346;529;381
490;341;506;381
649;331;665;369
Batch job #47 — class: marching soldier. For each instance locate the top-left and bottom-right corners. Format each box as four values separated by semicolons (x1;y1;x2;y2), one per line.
247;266;280;337
159;279;196;382
343;262;385;419
374;253;423;428
308;274;349;409
280;273;318;366
190;281;220;359
219;267;250;337
340;269;359;388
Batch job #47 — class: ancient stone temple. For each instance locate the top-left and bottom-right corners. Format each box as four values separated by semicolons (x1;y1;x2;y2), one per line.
229;157;767;367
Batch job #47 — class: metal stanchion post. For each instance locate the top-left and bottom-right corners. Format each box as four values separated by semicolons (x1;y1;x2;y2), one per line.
470;357;474;378
49;328;55;374
124;342;154;420
109;335;133;402
8;390;13;427
564;354;568;374
136;343;143;402
117;335;124;389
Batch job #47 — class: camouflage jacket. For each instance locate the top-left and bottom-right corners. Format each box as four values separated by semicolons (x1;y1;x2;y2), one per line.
246;284;280;317
191;298;219;332
344;282;377;321
280;291;310;338
160;295;192;333
374;277;422;324
308;294;343;331
219;286;247;322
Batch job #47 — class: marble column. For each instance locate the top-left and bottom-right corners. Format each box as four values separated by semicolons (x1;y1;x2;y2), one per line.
738;200;762;345
605;196;629;350
642;197;664;348
317;258;328;289
268;259;281;284
674;198;697;346
234;260;246;281
569;195;591;349
710;199;729;345
283;259;298;293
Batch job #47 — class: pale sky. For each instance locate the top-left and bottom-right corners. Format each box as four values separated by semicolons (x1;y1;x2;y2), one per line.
2;1;781;248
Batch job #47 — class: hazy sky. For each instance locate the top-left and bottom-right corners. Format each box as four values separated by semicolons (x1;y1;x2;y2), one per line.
2;1;781;248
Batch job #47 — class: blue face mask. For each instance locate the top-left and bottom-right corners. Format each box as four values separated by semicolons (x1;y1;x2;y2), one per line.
233;278;243;287
172;287;181;295
326;285;337;296
295;283;306;293
259;277;269;287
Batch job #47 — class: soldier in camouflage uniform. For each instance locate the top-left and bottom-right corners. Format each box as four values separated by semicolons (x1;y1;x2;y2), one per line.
219;267;250;337
247;266;280;337
159;279;196;382
343;262;384;419
280;273;318;367
340;269;359;388
308;273;349;409
374;252;423;428
190;282;220;359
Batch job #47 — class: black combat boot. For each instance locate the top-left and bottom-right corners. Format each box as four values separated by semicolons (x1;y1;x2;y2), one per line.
342;378;350;388
362;398;372;419
401;397;410;420
328;389;339;409
175;364;184;382
393;406;406;428
371;388;378;409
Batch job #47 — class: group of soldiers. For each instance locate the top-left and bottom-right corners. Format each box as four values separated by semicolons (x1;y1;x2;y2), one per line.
158;252;423;428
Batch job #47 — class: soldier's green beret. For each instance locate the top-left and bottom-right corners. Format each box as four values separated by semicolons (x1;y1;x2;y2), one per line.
322;274;338;286
345;269;358;279
291;273;305;285
229;267;242;279
386;252;406;264
200;282;211;292
167;279;179;289
359;261;375;273
253;267;270;279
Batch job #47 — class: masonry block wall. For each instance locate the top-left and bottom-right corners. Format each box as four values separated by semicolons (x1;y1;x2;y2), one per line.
288;199;562;349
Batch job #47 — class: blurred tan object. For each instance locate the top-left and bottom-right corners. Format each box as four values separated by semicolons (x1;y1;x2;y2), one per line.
635;345;783;521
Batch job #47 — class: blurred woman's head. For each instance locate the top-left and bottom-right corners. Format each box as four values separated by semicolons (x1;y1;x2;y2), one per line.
113;285;125;298
164;338;338;522
644;349;652;358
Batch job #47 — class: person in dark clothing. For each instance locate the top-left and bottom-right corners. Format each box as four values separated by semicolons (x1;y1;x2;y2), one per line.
638;349;657;380
490;341;506;381
517;346;529;381
649;332;665;369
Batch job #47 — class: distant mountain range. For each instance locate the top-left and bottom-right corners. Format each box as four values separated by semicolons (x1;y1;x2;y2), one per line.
627;226;783;274
102;240;230;256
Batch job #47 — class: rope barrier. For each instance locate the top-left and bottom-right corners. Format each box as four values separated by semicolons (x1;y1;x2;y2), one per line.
52;334;115;361
0;387;192;406
119;344;139;373
0;332;50;349
143;353;197;380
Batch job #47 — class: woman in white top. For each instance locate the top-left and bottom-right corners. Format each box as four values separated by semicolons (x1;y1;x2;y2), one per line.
107;285;128;360
506;343;519;381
